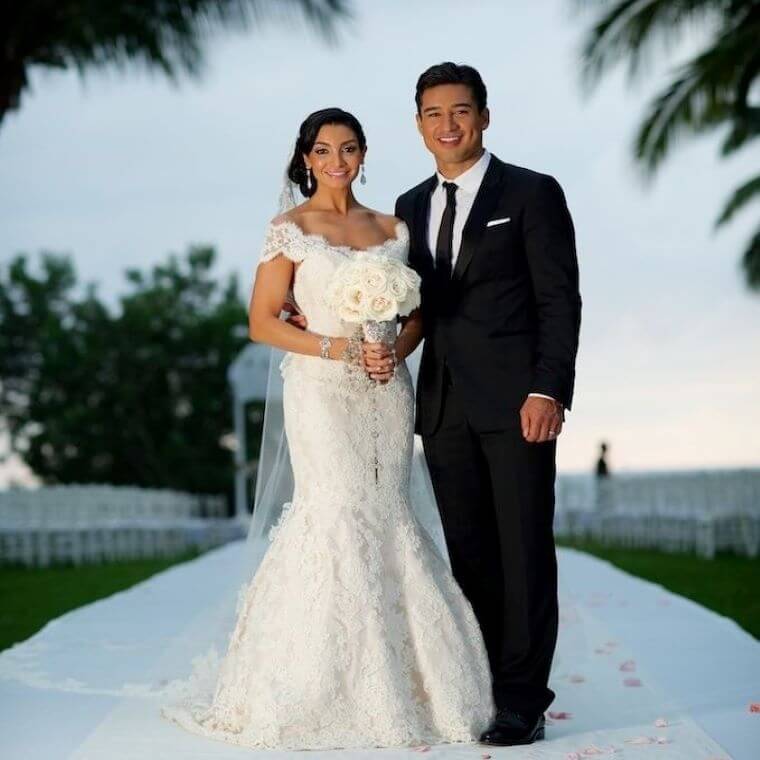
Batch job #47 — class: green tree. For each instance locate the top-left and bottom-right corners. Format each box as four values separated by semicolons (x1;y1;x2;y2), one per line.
0;247;250;500
0;0;349;126
577;0;760;290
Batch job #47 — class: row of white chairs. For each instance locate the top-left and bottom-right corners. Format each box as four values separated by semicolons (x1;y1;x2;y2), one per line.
0;485;235;566
0;484;227;527
554;509;759;558
0;519;247;567
554;469;760;557
556;469;760;517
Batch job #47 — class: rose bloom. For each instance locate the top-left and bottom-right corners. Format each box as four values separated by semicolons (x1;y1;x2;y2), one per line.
369;295;398;321
338;303;363;323
343;267;363;287
388;275;408;300
343;284;364;308
362;267;388;295
399;266;420;289
398;290;420;317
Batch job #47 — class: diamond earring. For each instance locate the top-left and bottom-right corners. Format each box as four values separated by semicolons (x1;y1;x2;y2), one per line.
360;164;366;185
305;167;312;192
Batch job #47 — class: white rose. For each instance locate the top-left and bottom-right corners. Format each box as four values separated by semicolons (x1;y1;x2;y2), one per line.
368;295;398;322
397;289;421;317
338;303;363;323
388;275;407;300
401;266;420;289
343;284;364;309
343;265;362;286
362;267;388;295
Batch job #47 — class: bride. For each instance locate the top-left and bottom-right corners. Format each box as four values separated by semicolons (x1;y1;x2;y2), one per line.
161;107;495;750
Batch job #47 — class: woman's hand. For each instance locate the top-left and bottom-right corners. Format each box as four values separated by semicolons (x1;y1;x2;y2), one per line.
362;342;396;383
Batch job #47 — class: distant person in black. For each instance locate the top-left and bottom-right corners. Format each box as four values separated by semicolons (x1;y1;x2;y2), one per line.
596;441;610;478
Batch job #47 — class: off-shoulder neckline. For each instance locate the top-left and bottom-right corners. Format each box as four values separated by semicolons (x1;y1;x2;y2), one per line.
269;218;407;254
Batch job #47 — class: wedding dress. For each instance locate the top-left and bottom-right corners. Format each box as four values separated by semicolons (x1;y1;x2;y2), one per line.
160;218;495;750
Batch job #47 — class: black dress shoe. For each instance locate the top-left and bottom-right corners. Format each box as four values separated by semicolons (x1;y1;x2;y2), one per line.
479;708;546;746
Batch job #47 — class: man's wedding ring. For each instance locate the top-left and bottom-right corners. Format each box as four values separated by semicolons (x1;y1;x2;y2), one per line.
549;430;557;437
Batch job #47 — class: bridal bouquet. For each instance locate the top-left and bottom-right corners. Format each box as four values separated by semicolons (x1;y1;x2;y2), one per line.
326;252;421;345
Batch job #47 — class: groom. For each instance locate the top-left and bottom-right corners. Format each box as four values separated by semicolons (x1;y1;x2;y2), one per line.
391;62;581;746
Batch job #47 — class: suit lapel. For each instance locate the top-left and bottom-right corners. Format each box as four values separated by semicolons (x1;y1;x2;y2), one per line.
452;155;505;282
411;176;436;280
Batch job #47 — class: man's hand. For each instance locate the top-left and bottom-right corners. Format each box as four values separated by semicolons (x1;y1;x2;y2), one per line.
520;396;564;443
362;342;395;383
282;301;307;330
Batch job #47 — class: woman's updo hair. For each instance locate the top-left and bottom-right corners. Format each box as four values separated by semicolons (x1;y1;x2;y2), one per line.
288;107;367;198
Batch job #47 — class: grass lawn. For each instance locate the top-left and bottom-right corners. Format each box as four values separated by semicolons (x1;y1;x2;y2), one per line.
557;538;759;640
0;549;201;652
1;542;757;655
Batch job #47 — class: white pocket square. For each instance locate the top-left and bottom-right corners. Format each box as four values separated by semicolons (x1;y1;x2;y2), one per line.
486;217;511;227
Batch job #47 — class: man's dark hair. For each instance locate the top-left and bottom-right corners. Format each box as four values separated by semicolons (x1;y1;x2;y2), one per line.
415;62;488;114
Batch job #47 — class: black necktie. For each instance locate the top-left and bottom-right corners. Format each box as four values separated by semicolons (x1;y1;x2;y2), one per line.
435;181;458;282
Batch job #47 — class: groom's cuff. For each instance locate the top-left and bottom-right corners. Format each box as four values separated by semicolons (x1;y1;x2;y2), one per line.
528;392;556;402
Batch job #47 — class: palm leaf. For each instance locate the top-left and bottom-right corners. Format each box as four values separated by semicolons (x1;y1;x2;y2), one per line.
578;0;724;89
721;45;760;153
0;1;351;122
741;226;760;290
721;107;760;154
633;15;757;172
716;175;760;225
576;0;760;292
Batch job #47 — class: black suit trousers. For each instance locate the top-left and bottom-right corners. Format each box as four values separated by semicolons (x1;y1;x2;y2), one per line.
422;372;559;717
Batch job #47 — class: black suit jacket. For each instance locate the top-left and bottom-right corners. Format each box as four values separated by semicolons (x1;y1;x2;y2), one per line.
395;154;582;436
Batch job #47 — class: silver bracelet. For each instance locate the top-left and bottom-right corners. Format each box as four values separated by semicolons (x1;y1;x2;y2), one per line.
340;335;363;367
319;335;332;360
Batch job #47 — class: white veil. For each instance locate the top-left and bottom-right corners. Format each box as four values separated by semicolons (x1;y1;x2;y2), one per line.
235;165;298;585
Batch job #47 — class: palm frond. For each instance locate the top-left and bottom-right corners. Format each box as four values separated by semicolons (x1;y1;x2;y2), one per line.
0;0;351;124
633;16;756;172
634;67;729;172
716;175;760;226
741;226;760;290
720;45;760;152
14;1;350;80
578;0;725;89
721;107;760;154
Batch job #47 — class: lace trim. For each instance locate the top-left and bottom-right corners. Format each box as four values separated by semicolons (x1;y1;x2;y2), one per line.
259;219;410;264
160;485;494;750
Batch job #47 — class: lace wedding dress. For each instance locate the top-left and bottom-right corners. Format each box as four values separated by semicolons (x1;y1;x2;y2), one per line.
160;219;495;750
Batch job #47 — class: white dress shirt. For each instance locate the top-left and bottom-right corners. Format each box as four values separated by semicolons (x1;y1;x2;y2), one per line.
426;149;492;268
426;149;556;405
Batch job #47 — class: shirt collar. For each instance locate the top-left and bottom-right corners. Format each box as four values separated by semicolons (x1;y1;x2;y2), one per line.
435;149;491;194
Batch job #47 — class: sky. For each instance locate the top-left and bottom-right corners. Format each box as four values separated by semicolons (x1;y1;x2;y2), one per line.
1;0;759;484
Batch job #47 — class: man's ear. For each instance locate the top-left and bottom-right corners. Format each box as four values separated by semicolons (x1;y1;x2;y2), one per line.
415;112;423;135
481;107;490;131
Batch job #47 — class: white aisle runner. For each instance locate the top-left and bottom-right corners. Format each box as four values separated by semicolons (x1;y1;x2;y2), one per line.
1;542;757;759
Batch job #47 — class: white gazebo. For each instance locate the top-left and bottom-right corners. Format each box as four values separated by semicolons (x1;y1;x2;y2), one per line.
227;343;276;522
